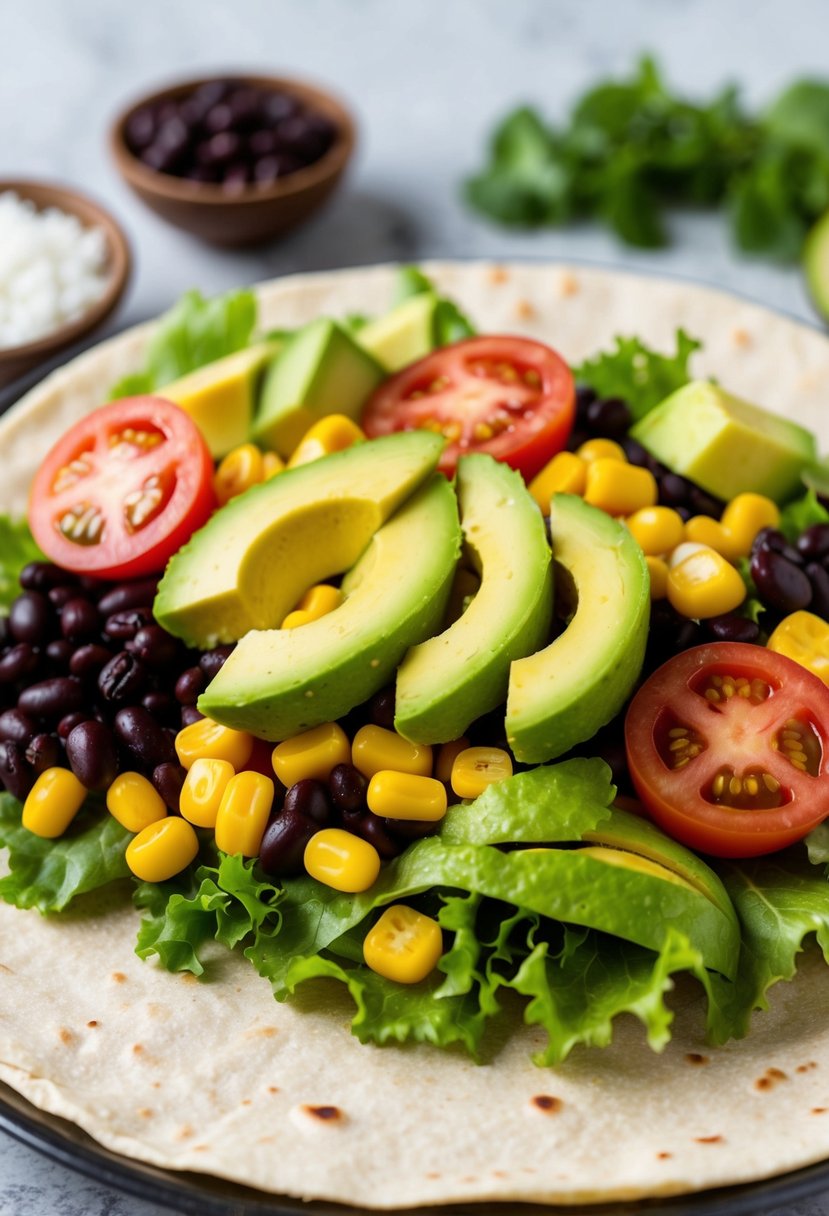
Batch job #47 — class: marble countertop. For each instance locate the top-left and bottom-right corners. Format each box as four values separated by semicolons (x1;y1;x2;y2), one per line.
2;0;829;1212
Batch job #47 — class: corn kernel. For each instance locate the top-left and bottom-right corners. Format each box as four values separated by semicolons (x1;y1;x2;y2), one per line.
22;767;87;838
626;506;685;556
435;737;470;784
262;451;285;479
363;904;443;984
352;725;432;779
175;717;254;771
666;543;746;619
281;609;315;629
577;437;627;464
584;460;657;516
304;827;381;892
180;758;235;828
451;746;513;798
298;583;343;618
214;771;274;857
720;493;781;558
288;415;366;468
107;771;167;833
684;515;743;562
768;611;829;685
528;452;587;512
126;817;199;883
367;771;448;822
646;555;669;600
272;722;351;786
213;443;265;506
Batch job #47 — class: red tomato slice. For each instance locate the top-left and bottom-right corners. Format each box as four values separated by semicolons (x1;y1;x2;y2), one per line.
625;642;829;858
362;336;575;478
29;397;215;580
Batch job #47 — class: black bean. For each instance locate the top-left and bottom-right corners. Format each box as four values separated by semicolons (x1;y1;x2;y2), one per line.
249;128;279;157
142;691;178;725
328;763;368;814
586;396;632;438
104;608;154;642
0;617;7;649
175;666;205;705
342;809;400;859
98;652;147;704
181;706;204;728
19;676;84;721
48;585;77;609
798;524;829;563
57;711;92;740
751;548;812;615
204;102;234;135
114;706;175;771
127;624;178;669
575;386;597;420
263;91;300;125
259;805;318;877
65;720;118;791
69;644;113;681
621;436;651;467
77;575;110;598
752;528;802;566
125;106;156;151
152;762;186;813
806;562;829;620
97;580;159;616
565;428;590;453
9;591;53;646
45;639;74;672
658;473;692;508
20;562;72;592
25;733;63;775
0;740;34;800
199;646;234;681
369;688;396;731
60;598;100;642
688;487;725;520
284;779;332;827
704;613;762;645
0;708;37;744
387;817;438;841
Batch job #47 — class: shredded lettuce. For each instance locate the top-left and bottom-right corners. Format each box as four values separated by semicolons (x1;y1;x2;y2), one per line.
0;517;44;613
573;329;701;421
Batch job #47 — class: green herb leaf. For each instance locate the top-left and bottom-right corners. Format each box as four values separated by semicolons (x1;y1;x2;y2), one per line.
0;794;131;913
805;823;829;867
0;517;44;613
573;330;701;421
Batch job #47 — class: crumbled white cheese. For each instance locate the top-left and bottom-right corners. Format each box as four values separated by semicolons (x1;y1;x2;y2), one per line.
0;191;110;348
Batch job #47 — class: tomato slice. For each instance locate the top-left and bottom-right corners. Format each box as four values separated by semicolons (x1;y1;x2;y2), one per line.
625;642;829;858
29;397;215;580
361;336;575;478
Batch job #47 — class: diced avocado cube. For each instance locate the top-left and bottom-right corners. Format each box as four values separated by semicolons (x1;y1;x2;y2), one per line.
358;293;440;372
630;381;817;504
253;319;386;458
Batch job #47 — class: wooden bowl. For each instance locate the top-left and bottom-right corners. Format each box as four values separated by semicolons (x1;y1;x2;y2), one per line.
0;181;131;389
109;73;356;247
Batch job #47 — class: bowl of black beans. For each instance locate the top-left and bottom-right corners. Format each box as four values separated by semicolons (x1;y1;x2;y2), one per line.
109;73;355;246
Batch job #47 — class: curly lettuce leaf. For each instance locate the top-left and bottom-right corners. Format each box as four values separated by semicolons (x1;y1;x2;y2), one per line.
0;794;131;913
109;287;257;398
779;487;829;541
0;518;44;613
573;329;701;421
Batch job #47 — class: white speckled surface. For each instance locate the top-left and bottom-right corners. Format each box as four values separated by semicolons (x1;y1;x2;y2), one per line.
2;0;829;1212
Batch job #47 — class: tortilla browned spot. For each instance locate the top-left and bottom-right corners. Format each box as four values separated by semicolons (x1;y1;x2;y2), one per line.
695;1136;723;1145
658;1152;672;1160
110;972;126;984
487;266;508;285
303;1105;342;1122
532;1094;563;1113
86;1020;99;1028
58;1028;74;1046
515;299;536;319
685;1053;709;1066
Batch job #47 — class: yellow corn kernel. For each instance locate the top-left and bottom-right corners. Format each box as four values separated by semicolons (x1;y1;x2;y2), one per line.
298;583;343;618
22;767;87;838
352;725;433;779
106;771;167;833
214;771;274;857
720;493;781;558
179;758;235;829
175;717;254;771
646;555;669;600
435;737;470;784
367;771;448;822
528;452;587;512
451;746;513;798
583;459;657;516
272;722;351;786
287;415;366;468
577;437;627;464
666;543;746;619
626;506;685;556
304;827;381;892
363;904;443;984
126;817;199;883
684;515;743;562
262;451;285;479
213;443;265;506
281;608;314;629
768;611;829;685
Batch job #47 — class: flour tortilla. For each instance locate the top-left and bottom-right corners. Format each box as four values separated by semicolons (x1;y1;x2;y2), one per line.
2;262;829;1209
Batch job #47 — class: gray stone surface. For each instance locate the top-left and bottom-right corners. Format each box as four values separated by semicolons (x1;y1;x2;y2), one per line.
1;0;829;1211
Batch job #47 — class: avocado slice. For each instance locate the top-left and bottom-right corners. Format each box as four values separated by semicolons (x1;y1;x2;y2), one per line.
357;292;440;372
154;431;443;648
158;341;280;458
199;475;461;739
804;209;829;322
254;319;386;458
506;494;649;762
630;381;817;503
395;454;552;743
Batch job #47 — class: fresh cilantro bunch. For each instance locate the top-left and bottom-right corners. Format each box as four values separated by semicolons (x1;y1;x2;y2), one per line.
466;57;829;260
